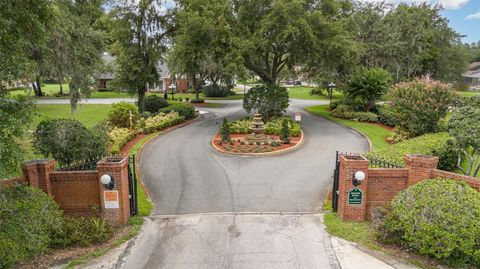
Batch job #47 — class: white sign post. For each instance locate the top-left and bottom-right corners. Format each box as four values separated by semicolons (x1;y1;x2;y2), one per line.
295;112;302;122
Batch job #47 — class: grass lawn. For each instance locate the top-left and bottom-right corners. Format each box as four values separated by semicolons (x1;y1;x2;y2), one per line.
35;104;111;128
166;92;244;100
287;86;343;100
457;91;479;97
305;105;390;151
8;84;131;98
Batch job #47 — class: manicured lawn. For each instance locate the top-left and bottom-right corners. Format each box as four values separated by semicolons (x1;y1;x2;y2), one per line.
8;84;131;98
288;86;342;100
305;105;390;151
35;104;111;128
457;91;479;97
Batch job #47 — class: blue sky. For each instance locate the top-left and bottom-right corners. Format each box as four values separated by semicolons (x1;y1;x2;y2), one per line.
441;0;480;44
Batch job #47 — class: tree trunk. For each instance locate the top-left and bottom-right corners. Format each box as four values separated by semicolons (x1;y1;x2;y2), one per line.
35;76;43;97
138;87;146;113
59;77;63;96
193;76;200;100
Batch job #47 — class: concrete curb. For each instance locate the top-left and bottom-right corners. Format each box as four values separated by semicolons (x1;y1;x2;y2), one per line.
211;130;305;157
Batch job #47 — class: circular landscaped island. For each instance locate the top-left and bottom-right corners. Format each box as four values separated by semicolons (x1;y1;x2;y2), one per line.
212;113;303;155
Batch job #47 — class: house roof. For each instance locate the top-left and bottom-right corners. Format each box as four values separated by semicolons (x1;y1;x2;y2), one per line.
462;62;480;79
96;52;172;80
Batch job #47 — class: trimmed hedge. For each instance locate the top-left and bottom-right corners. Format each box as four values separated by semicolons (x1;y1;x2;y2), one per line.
366;132;457;171
374;179;480;267
203;84;233;97
142;112;185;134
107;127;136;154
144;95;169;114
159;102;195;119
228;117;301;137
0;185;63;268
331;105;378;123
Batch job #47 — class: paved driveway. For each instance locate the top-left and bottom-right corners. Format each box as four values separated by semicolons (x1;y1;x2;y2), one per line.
121;99;370;269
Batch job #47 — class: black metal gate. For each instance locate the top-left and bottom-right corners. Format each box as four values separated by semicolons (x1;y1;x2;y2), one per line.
128;155;138;216
332;151;340;212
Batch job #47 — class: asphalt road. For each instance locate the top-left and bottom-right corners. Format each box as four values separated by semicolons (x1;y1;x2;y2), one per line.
119;99;370;269
140;99;369;215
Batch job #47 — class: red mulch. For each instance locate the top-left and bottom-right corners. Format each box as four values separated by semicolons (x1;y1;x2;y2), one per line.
213;133;301;154
119;133;148;156
370;122;393;131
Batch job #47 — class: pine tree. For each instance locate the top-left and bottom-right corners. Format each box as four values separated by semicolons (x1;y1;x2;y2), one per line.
280;119;291;144
220;118;231;142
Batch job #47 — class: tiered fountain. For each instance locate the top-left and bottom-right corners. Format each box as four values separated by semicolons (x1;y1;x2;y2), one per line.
246;112;269;143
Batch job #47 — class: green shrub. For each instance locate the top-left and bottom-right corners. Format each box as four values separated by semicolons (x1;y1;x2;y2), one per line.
345;67;392;112
203;84;233;97
142;112;185;134
374;179;480;267
190;98;205;103
229;119;251;134
309;88;327;96
331;104;354;119
264;117;301;137
0;185;63;268
366;132;457;171
386;127;411;144
159;102;195;119
108;102;140;128
243;84;289;121
107;127;136;154
388;78;456;137
280;119;291;144
376;105;397;126
351;112;378;123
33;119;107;166
329;98;363;112
220;118;231;142
143;95;169;114
51;217;112;247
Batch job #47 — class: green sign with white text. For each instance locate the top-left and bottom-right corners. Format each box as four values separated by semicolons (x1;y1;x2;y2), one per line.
348;188;363;205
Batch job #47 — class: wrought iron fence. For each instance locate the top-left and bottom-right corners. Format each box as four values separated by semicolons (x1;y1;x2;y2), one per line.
366;155;404;168
58;159;100;171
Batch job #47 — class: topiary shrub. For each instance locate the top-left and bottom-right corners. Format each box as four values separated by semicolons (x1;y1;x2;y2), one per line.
143;95;169;114
203;84;233;97
280;119;291;144
159;102;195;119
33;119;107;166
374;179;480;267
220;118;231;142
0;185;63;268
108;102;140;128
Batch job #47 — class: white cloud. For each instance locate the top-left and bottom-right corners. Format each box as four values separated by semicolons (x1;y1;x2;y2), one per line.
357;0;469;10
467;11;480;20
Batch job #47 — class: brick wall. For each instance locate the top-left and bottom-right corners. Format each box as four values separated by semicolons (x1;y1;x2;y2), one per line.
9;157;131;227
50;171;100;216
337;154;480;221
366;168;409;219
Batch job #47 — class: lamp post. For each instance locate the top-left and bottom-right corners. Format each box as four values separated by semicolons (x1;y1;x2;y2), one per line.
352;171;365;187
169;84;176;100
100;174;115;190
327;82;336;104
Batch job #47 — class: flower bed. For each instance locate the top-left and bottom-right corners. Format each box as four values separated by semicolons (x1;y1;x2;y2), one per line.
212;133;302;155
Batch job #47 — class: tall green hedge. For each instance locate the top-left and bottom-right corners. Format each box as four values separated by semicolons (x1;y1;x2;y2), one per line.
0;185;63;268
374;179;480;267
366;132;457;171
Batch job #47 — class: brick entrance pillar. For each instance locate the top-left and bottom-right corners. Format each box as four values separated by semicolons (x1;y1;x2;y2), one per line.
337;155;369;222
22;159;55;195
403;154;439;187
96;157;130;227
